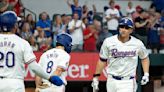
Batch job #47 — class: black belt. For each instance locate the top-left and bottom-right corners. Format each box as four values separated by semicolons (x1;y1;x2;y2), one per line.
112;75;134;80
0;76;6;79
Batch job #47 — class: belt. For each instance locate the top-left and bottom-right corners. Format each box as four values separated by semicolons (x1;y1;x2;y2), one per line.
111;75;134;80
0;76;6;79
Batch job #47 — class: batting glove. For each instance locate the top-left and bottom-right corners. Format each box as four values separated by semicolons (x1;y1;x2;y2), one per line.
91;77;99;91
49;75;64;86
141;73;149;85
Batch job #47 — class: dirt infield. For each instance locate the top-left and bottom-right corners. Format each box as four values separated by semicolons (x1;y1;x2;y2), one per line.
26;88;35;92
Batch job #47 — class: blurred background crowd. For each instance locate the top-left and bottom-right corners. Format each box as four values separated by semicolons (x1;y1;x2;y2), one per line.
0;0;164;54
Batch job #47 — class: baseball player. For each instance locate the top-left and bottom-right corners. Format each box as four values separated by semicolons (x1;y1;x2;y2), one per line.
91;17;150;92
35;33;72;92
0;11;64;92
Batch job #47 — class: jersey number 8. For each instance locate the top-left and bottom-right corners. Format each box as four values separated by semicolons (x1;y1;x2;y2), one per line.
46;61;54;73
0;51;15;68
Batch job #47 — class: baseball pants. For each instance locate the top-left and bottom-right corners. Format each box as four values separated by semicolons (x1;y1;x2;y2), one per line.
0;78;25;92
106;75;137;92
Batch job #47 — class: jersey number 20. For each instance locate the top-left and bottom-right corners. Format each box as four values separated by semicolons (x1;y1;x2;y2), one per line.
0;51;15;68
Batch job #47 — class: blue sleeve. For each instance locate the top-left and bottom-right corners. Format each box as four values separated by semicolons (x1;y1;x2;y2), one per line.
36;20;41;27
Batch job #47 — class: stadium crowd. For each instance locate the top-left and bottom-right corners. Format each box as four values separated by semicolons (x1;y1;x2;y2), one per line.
0;0;164;54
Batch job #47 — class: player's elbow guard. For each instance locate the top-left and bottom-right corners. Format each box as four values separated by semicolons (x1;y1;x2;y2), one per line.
49;76;64;86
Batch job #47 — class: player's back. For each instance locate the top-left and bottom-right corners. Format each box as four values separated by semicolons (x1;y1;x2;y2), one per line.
0;34;35;79
39;48;70;85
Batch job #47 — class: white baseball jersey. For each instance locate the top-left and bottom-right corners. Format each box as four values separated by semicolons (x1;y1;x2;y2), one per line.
38;48;70;85
100;35;148;77
0;34;36;79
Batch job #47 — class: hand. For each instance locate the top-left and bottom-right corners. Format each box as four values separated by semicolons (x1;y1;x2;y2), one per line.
141;73;149;85
49;75;64;86
37;83;49;89
91;77;99;91
35;88;40;92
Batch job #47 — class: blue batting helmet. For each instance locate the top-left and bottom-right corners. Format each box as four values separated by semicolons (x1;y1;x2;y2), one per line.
119;17;134;28
0;11;21;32
56;33;72;53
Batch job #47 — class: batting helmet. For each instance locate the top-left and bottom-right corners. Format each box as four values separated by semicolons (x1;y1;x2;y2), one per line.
0;11;21;32
56;33;72;53
119;17;134;28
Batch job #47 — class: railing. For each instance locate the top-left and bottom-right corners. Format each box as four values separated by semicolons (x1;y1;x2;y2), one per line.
23;7;37;23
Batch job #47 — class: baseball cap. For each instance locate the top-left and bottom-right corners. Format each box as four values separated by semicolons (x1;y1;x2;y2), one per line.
0;11;21;32
119;17;134;28
136;5;142;10
0;11;21;22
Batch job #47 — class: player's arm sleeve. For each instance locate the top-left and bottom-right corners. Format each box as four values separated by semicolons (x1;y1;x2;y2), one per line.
23;41;36;64
53;54;70;76
23;41;50;80
28;61;50;80
138;41;150;74
35;54;45;87
138;41;149;60
99;39;109;62
58;54;70;70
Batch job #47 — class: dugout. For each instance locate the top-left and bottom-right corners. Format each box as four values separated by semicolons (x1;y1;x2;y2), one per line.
25;53;164;92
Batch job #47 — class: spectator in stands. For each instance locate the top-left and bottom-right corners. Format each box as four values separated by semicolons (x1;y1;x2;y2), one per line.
36;12;52;38
105;0;120;35
148;12;161;53
95;18;112;51
93;19;102;33
102;6;109;29
66;0;82;19
152;0;164;12
132;5;143;20
52;14;66;47
25;13;36;33
64;14;72;34
37;31;51;52
61;14;67;26
92;5;103;27
87;11;94;24
115;4;123;17
82;17;88;27
126;1;135;18
134;9;151;46
83;23;98;52
67;12;86;51
160;10;164;50
9;0;24;16
82;5;89;18
20;22;32;41
82;4;97;24
66;15;72;24
148;4;156;16
0;0;13;13
29;36;38;51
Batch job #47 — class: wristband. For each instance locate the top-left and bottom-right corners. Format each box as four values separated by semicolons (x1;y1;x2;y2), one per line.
144;72;149;76
93;74;100;77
